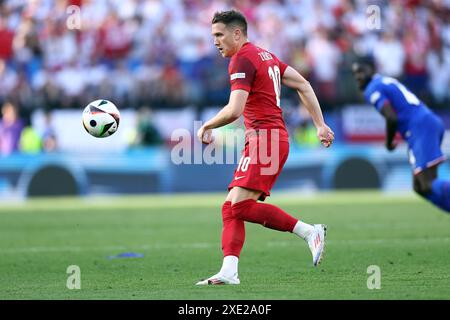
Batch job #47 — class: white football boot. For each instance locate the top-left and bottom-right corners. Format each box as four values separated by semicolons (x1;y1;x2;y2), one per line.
306;224;327;266
195;273;240;285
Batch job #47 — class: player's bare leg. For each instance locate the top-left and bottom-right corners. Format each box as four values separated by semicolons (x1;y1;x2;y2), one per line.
414;165;450;213
415;165;438;189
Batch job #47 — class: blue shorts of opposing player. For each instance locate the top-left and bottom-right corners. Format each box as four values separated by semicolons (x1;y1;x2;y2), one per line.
407;112;447;175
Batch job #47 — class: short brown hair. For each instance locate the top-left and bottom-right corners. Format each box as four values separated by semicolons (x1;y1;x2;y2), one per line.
212;10;247;36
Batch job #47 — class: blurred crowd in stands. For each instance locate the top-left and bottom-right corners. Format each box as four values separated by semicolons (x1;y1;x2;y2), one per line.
0;100;58;155
0;0;450;155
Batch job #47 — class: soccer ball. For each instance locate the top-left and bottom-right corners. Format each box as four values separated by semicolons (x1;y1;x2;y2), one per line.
82;99;120;138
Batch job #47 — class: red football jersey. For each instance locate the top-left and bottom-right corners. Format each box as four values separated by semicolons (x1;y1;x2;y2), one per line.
228;42;289;142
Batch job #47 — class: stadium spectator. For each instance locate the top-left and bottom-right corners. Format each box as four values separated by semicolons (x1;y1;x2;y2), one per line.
0;102;24;156
41;110;58;152
0;59;18;99
55;59;86;108
293;105;321;147
306;27;341;107
0;13;14;61
373;31;405;78
133;105;163;146
97;13;133;63
403;29;429;100
41;19;77;71
427;47;450;104
19;123;42;154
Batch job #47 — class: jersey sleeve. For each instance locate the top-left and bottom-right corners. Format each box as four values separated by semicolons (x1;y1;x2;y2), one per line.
365;84;389;112
229;56;257;92
273;54;288;77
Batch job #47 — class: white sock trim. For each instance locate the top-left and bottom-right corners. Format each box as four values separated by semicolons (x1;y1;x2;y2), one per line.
292;220;314;240
220;255;239;278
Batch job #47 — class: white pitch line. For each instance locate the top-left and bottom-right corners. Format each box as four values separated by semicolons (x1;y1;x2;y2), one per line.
0;242;216;254
1;237;449;254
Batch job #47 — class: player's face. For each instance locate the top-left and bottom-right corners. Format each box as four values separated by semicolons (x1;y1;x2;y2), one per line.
212;22;238;58
352;63;372;90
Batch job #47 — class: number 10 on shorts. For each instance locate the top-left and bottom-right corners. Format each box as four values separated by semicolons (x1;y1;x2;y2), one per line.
237;156;251;172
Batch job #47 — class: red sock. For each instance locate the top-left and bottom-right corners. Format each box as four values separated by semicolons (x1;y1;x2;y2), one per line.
221;201;245;258
231;199;298;232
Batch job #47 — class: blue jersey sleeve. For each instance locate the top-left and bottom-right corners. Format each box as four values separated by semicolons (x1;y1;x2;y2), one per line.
365;83;389;112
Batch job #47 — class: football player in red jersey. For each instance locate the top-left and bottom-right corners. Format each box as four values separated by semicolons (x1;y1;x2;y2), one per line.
196;10;334;285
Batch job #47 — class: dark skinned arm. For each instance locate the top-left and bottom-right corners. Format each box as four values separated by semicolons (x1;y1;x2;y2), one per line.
380;102;398;151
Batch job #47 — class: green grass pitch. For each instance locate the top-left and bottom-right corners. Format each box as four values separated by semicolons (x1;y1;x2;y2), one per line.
0;191;449;300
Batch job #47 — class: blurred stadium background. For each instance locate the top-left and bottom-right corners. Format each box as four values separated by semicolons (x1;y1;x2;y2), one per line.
1;0;450;301
0;0;449;199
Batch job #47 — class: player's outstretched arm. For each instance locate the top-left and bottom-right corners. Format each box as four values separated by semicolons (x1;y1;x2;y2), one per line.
380;103;398;151
281;66;334;148
197;90;249;144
